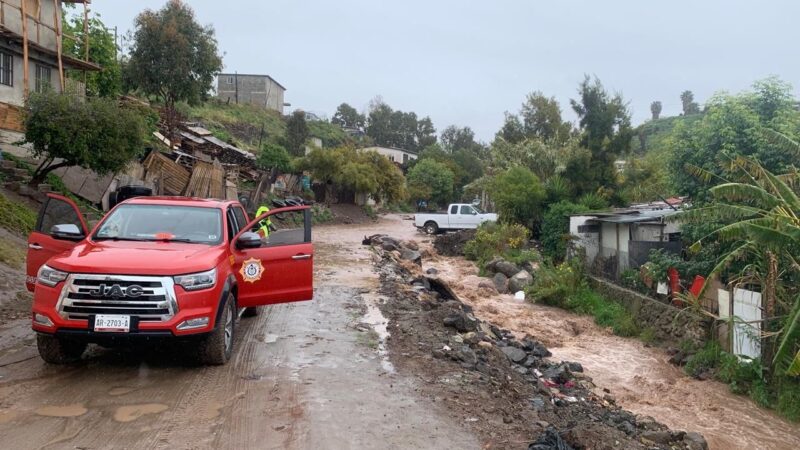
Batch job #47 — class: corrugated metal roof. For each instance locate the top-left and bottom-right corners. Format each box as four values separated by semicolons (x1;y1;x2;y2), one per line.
590;209;677;224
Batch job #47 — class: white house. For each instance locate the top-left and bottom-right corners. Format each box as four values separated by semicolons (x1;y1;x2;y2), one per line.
360;146;417;165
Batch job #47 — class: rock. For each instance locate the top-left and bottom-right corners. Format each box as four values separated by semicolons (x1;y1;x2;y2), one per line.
668;350;687;366
462;332;480;345
522;356;539;368
442;312;478;332
503;415;513;424
449;334;464;346
492;273;509;294
521;260;538;274
411;277;431;290
455;346;478;366
403;240;419;251
495;260;521;278
603;394;616;404
530;397;547;411
617;421;636;435
683;432;708;450
478;322;498;340
484;256;504;274
508;270;534;293
400;248;422;264
528;427;574;450
426;267;439;275
381;241;399;251
641;431;676;445
543;364;571;384
565;362;583;373
500;346;527;363
525;340;552;358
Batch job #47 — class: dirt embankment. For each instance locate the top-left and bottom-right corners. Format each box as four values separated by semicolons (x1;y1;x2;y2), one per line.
370;235;708;450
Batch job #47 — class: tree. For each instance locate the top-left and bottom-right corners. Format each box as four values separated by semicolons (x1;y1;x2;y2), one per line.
365;99;437;152
488;166;546;228
24;91;149;183
681;90;701;115
332;103;365;129
440;125;477;153
296;147;406;204
286;110;309;156
567;76;633;199
670;78;799;199
366;102;394;147
541;201;589;261
650;101;662;120
496;113;525;144
257;142;291;177
520;91;572;144
124;0;222;107
406;159;455;206
62;10;120;97
416;116;437;149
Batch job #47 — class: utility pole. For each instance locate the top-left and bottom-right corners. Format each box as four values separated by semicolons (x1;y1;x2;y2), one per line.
234;72;239;104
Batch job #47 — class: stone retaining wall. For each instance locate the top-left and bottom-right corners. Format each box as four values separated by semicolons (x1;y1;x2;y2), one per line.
589;276;709;347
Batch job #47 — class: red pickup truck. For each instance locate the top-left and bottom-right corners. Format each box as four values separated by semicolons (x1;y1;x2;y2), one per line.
25;194;314;365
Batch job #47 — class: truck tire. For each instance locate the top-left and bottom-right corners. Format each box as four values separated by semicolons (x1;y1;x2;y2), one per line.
242;306;261;317
36;334;87;364
198;293;236;365
424;221;439;235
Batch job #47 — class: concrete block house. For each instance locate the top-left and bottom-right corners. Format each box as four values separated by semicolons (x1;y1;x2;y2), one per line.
0;0;99;136
216;73;286;113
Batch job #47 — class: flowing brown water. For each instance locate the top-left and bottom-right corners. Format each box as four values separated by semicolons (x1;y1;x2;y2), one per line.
419;248;800;450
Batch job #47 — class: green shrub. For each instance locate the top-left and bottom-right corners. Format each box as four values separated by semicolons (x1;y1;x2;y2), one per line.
526;260;584;306
464;222;530;267
776;380;800;421
718;354;763;395
540;201;588;261
684;342;723;378
311;204;334;224
0;193;36;235
640;327;657;344
363;205;377;220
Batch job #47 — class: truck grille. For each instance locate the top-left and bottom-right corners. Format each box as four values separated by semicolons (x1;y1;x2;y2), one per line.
57;275;178;322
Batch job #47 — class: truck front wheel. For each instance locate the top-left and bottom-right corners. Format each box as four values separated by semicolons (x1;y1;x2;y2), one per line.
199;293;236;365
424;221;439;235
36;334;87;364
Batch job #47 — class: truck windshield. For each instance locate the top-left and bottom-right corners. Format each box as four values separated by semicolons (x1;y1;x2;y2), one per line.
94;204;223;245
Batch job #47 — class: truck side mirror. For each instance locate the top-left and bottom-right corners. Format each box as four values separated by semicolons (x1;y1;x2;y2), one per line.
236;232;262;249
51;224;85;242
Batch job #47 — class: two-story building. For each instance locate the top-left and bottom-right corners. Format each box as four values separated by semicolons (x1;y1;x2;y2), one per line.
216;73;286;113
360;146;418;165
0;0;99;134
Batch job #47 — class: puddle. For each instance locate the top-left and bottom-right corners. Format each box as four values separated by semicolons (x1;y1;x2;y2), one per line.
361;294;395;373
35;404;88;418
113;403;168;422
108;386;137;396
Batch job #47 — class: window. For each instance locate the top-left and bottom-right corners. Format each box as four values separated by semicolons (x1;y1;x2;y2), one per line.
403;153;409;164
450;205;458;214
577;224;600;233
243;210;311;248
226;209;238;241
233;207;248;232
35;64;51;93
460;205;475;215
94;205;223;245
226;76;234;84
0;52;12;87
37;197;83;235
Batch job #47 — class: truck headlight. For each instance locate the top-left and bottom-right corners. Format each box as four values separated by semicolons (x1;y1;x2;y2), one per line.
37;265;68;287
174;268;217;291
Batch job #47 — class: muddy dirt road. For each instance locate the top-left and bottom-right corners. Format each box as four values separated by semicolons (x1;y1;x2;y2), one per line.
0;218;476;449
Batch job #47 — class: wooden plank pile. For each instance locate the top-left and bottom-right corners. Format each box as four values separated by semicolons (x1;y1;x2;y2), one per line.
184;160;225;199
142;151;191;195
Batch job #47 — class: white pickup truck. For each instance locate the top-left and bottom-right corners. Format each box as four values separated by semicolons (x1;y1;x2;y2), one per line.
414;203;498;234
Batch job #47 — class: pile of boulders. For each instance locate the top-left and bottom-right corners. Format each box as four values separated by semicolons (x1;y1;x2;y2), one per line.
370;235;709;450
432;229;475;256
364;234;422;265
484;257;535;294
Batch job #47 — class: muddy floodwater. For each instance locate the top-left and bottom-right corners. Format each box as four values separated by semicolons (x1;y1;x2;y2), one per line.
419;231;800;450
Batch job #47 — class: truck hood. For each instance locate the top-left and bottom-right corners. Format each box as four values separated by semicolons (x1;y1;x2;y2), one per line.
47;240;226;276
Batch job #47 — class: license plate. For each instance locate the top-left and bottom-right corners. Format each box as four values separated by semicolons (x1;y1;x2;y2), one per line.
94;315;131;333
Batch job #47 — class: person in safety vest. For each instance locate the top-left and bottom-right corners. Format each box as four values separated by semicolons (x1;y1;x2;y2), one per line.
255;205;273;237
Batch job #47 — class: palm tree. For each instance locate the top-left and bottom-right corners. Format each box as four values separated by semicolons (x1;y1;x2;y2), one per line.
679;154;800;376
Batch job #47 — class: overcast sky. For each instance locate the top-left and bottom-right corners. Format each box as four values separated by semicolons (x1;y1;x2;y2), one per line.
92;0;800;142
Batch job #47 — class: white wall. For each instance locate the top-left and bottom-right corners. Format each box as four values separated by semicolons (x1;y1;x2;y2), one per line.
569;215;599;263
361;146;417;164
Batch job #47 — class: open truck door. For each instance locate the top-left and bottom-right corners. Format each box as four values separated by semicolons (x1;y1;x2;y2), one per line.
230;205;313;307
26;193;89;292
